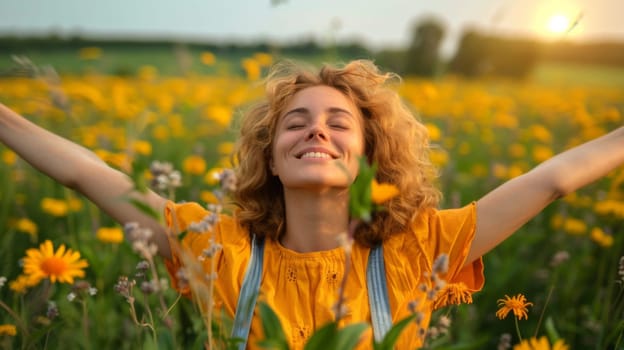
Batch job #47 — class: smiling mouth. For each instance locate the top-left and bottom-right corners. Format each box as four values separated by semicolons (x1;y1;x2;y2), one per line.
297;151;336;159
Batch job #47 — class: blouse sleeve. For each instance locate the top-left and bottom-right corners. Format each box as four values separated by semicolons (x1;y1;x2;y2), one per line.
162;200;251;298
411;202;485;309
162;200;213;295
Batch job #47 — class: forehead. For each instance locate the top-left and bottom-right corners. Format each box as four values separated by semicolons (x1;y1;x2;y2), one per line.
283;85;358;113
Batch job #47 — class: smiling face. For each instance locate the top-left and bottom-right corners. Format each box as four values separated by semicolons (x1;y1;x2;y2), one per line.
271;85;365;191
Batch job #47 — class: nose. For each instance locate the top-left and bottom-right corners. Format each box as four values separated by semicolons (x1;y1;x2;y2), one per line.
305;124;328;141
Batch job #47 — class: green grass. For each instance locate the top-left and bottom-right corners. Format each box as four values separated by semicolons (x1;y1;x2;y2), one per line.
5;46;623;88
531;62;624;87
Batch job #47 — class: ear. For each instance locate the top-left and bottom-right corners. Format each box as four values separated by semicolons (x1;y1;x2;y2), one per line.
269;157;277;175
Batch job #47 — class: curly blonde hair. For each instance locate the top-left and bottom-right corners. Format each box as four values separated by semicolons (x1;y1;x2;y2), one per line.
232;59;441;246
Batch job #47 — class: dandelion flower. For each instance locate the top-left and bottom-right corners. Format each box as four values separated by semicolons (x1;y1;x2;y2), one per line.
0;324;17;336
513;336;569;350
496;294;533;320
22;240;89;285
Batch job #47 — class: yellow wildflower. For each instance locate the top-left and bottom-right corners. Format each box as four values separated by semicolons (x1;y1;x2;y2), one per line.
242;58;261;81
183;155;207;175
200;51;216;65
370;179;399;204
94;149;130;170
425;123;442;141
493;112;518;128
15;218;38;236
601;106;621;123
9;274;40;294
2;150;17;165
430;148;449;167
507;164;525;179
562;217;587;235
496;294;533;320
78;47;102;60
470;164;488;178
68;197;83;212
492;163;508;180
458;142;471;156
218;142;235;156
550;214;563;229
203;105;233;127
562;192;593;208
204;167;224;186
138;65;158;81
96;227;124;244
590;227;613;248
253;52;273;66
0;324;17;336
152;125;170;140
433;282;473;310
508;143;526;158
41;198;69;217
513;336;569;350
532;145;554;163
200;190;219;204
529;124;552;143
133;140;153;156
22;240;89;285
594;199;624;218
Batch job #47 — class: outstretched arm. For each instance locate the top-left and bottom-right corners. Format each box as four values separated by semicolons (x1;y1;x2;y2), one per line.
467;126;624;264
0;103;171;258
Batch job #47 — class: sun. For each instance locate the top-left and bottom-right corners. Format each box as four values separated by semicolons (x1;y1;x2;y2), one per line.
547;14;571;34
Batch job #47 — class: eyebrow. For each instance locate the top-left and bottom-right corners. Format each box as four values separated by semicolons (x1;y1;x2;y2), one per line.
282;107;355;119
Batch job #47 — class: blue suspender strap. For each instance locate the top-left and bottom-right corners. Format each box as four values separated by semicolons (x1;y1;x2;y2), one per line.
231;235;265;350
367;244;392;343
230;238;390;348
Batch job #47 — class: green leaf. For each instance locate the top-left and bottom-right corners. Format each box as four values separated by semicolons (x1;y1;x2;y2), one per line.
334;322;369;350
304;322;338;350
348;157;376;222
157;327;175;349
374;313;417;350
257;302;289;350
545;317;560;344
303;322;368;350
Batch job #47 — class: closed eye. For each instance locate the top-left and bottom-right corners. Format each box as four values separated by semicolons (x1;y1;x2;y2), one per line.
329;124;349;130
286;124;305;130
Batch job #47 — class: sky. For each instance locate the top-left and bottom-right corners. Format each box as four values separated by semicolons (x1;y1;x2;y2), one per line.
1;0;624;54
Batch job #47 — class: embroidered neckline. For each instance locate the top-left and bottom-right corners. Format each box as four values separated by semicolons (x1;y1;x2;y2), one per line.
271;239;346;261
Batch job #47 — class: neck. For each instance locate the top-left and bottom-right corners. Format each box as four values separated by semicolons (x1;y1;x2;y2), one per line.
280;187;350;253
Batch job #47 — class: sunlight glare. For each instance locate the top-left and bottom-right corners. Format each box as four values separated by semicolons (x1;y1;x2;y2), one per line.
548;14;571;34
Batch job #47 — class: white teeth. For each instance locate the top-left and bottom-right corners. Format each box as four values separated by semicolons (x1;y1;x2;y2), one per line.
300;152;331;159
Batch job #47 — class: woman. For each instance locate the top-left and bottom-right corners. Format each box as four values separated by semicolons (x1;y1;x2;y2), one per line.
1;60;623;349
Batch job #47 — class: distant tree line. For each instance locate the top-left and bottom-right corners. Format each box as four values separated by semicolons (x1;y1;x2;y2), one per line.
2;22;624;79
0;35;370;61
375;17;624;78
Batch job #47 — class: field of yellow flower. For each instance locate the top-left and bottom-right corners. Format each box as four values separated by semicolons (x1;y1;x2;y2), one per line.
0;49;623;349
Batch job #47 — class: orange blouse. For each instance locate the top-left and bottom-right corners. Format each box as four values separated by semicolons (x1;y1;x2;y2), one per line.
164;201;484;349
